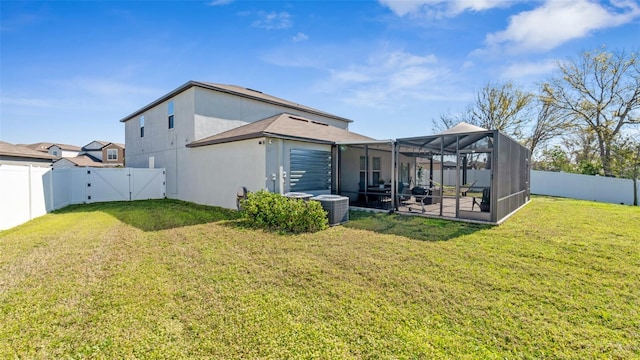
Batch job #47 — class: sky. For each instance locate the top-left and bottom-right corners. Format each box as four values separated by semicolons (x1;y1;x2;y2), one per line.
1;0;639;147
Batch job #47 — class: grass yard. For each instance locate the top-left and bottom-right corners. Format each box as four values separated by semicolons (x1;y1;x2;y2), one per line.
1;197;639;359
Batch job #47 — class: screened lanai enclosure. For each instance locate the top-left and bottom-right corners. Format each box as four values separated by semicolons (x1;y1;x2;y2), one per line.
335;123;531;224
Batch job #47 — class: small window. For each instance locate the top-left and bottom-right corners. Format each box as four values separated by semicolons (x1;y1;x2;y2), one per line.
372;157;381;184
140;115;145;137
359;156;367;190
52;150;59;156
107;149;118;161
168;101;174;129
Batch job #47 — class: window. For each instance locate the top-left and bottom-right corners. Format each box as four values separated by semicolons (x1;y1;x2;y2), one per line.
140;115;145;137
359;156;367;190
107;149;118;161
52;150;59;157
372;157;381;184
168;101;174;129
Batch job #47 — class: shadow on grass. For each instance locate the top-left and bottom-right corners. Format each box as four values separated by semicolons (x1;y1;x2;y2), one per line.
54;199;242;232
343;210;492;241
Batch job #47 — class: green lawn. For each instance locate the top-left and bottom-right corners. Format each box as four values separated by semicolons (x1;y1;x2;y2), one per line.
1;197;638;359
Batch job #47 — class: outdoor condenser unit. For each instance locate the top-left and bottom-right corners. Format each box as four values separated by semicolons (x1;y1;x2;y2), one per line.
311;195;349;226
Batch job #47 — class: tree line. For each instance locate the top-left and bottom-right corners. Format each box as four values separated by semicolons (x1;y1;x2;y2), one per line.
434;47;639;188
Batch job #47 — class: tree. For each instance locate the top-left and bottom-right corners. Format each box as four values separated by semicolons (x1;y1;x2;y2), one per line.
533;145;575;173
433;81;533;141
526;96;571;156
611;136;640;205
541;48;640;176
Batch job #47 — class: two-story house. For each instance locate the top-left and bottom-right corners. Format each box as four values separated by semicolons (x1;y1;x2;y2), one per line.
120;81;371;209
79;141;125;167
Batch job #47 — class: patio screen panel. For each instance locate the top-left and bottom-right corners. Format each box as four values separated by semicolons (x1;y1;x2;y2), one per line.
289;149;331;192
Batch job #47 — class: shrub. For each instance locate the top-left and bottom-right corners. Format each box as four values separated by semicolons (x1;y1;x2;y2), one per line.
241;190;328;233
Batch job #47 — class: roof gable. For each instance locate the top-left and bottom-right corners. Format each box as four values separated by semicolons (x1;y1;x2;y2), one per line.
188;113;373;147
119;81;353;124
81;141;124;151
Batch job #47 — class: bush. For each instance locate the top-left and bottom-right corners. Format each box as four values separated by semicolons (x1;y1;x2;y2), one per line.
240;190;328;233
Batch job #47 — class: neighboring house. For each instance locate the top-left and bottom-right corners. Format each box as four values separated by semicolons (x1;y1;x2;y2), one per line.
79;141;125;167
20;142;81;158
52;155;104;169
0;141;56;167
121;81;370;209
47;144;81;158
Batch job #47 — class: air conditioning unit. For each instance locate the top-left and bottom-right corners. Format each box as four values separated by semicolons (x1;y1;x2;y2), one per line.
311;195;349;226
283;192;313;201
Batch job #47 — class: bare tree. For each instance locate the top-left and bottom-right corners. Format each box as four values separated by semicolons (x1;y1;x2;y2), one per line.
432;81;533;141
526;96;571;156
470;81;533;139
542;48;640;176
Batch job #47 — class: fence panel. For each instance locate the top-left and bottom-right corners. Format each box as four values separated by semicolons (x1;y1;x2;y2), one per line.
0;165;166;230
531;170;636;205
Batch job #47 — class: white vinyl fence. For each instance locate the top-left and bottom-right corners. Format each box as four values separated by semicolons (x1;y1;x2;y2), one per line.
421;169;638;205
531;170;638;205
0;165;166;230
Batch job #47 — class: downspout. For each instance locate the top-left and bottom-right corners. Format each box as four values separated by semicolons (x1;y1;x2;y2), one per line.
333;145;339;194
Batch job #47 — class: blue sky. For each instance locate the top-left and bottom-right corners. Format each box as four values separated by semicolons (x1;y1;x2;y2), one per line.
1;0;639;146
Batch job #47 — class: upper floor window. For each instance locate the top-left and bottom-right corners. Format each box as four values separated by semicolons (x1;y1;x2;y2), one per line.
168;101;174;129
140;115;145;137
107;149;118;161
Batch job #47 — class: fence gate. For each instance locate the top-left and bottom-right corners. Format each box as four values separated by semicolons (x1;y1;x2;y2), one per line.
88;168;131;202
130;168;166;200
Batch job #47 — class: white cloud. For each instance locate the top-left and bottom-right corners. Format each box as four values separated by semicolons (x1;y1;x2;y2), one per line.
252;11;292;30
486;0;640;52
378;0;520;18
500;59;557;80
323;50;453;107
207;0;233;5
292;32;308;42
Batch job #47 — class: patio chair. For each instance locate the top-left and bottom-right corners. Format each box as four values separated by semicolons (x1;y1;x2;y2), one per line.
472;188;490;212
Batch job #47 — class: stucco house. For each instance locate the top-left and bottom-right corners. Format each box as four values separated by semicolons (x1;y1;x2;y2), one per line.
122;80;530;223
121;81;371;209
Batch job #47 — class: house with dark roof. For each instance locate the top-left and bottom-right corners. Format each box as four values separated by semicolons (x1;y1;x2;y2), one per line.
121;81;530;223
120;81;369;209
0;142;56;167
